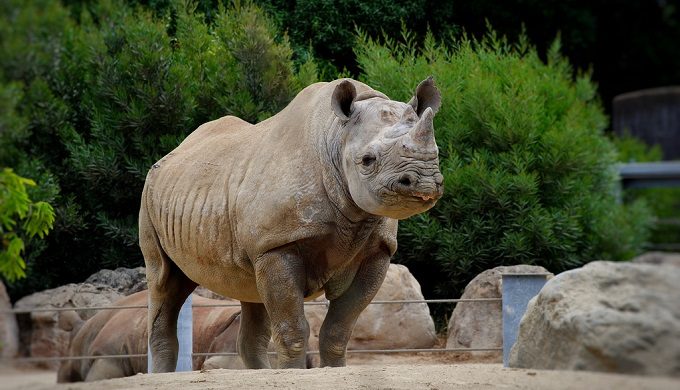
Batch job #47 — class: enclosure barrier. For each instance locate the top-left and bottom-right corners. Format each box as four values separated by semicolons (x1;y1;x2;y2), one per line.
1;275;548;369
617;161;680;251
618;161;680;189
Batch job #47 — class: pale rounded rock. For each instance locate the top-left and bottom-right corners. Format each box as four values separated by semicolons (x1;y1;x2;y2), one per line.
446;265;552;361
509;261;680;377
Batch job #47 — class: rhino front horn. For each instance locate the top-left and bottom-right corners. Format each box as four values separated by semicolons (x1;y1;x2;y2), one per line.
410;107;436;149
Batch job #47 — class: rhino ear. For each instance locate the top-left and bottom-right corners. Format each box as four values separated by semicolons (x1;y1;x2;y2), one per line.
331;80;357;121
408;76;441;116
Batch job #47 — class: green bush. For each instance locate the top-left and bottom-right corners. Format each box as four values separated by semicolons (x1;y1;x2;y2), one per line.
356;31;653;323
0;0;316;299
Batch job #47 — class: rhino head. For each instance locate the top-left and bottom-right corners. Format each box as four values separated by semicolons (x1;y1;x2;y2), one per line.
331;77;444;220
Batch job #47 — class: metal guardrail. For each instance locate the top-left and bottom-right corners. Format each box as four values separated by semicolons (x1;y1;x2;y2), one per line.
1;298;501;314
3;297;508;364
618;161;680;251
8;348;506;364
619;161;680;189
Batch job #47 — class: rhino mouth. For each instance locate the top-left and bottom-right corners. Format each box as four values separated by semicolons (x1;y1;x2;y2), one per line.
379;186;442;206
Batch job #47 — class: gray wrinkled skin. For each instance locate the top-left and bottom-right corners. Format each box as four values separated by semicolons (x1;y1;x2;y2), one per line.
139;78;443;372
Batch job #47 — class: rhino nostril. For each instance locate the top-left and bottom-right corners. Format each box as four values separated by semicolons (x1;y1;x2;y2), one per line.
398;176;412;187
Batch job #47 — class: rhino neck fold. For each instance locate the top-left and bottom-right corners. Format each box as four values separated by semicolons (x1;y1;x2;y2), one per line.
318;113;373;224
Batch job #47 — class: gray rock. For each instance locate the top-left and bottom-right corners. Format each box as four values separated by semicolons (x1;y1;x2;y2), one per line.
509;261;680;377
446;265;552;361
14;283;123;369
632;251;680;267
84;267;147;295
0;281;19;359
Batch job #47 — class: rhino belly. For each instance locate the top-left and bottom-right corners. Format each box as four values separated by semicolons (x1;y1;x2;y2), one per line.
158;229;260;302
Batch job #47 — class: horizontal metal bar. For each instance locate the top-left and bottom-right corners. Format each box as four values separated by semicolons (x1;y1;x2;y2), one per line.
194;348;502;357
6;305;149;314
1;347;503;363
5;354;148;363
619;162;680;189
618;162;680;179
500;273;552;277
1;298;501;314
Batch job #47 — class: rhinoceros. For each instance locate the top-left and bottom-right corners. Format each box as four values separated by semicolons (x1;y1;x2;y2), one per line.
139;77;443;371
57;291;242;382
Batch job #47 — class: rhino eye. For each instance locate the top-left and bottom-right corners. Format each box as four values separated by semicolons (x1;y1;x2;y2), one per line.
361;154;376;166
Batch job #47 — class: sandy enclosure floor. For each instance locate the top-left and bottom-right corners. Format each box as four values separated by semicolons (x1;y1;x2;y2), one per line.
3;363;679;390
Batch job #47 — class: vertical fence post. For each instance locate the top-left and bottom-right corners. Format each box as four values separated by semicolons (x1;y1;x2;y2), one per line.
148;294;193;373
502;273;550;367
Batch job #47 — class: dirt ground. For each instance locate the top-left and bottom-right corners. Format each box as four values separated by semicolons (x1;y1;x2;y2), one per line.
2;357;679;390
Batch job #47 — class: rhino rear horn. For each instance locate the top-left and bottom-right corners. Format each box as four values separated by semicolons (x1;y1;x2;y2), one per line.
331;80;357;121
408;76;441;117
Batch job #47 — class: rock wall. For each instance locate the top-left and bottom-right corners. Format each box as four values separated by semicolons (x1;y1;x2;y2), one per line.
0;281;19;359
14;283;124;369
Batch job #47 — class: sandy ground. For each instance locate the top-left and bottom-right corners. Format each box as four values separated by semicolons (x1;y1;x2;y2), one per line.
2;361;679;390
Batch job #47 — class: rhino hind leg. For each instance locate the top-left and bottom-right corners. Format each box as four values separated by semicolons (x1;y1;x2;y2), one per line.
238;302;272;368
140;208;197;373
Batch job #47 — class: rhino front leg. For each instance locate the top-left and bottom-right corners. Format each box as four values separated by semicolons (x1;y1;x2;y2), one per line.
319;253;390;367
238;302;272;368
254;248;309;369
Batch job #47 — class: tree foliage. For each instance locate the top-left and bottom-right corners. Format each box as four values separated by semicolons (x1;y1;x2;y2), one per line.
0;0;316;298
355;30;653;322
0;168;55;282
252;0;680;114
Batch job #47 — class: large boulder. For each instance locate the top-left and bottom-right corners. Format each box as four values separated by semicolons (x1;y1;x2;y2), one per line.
14;283;123;369
632;251;680;267
0;281;19;360
306;264;436;365
84;267;147;295
445;265;552;361
509;261;680;377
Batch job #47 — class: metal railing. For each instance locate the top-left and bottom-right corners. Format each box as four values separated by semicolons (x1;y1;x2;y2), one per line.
3;298;501;315
3;297;505;364
618;161;680;189
3;274;550;369
618;161;680;251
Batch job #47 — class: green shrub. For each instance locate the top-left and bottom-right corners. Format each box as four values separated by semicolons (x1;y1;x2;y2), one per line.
0;0;316;299
356;31;653;323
